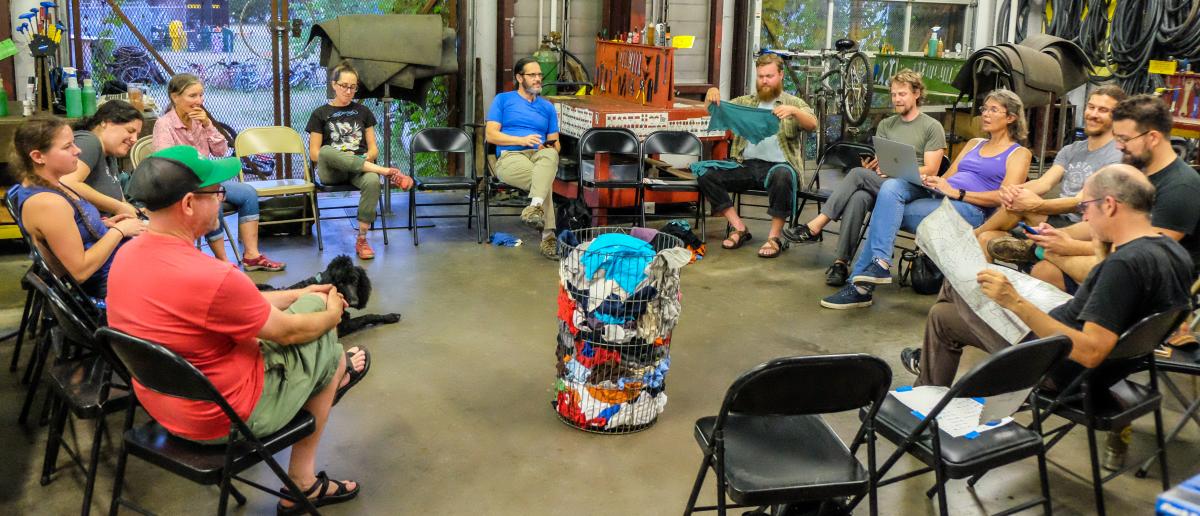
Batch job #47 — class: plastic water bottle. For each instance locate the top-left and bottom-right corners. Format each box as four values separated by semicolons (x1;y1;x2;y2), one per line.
65;76;82;119
81;79;97;116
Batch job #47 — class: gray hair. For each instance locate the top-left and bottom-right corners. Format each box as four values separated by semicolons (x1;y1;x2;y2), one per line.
983;89;1028;143
1084;164;1155;213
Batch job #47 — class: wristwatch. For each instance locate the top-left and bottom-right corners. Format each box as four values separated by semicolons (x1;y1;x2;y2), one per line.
957;188;967;201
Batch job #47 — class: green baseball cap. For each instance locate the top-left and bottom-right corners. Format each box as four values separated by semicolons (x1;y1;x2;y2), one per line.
127;146;243;211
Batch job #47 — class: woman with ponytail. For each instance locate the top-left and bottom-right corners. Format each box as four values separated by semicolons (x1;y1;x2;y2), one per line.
10;114;146;298
61;99;143;218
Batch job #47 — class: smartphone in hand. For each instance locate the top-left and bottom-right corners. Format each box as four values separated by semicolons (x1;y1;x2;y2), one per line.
1017;221;1039;235
543;140;558;148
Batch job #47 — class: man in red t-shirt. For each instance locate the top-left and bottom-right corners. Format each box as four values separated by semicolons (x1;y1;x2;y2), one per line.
109;145;368;513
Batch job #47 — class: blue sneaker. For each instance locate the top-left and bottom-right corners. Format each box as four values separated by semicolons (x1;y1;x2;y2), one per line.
851;259;892;285
821;284;873;309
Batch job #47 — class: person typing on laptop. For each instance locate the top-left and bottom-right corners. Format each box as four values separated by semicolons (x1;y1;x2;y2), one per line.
821;89;1033;309
783;69;945;286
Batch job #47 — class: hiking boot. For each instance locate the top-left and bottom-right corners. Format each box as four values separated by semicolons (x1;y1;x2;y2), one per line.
782;223;820;244
821;284;873;309
851;259;892;286
825;261;849;287
540;235;560;260
900;348;921;376
988;236;1038;264
356;236;375;260
1102;426;1132;472
242;254;286;272
521;204;546;231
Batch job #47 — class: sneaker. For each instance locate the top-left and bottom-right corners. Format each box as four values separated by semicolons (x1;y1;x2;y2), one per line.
825;261;849;286
821;284;873;309
521;204;546;231
356;236;375;260
988;236;1038;264
1102;426;1132;472
782;223;820;244
900;348;921;376
242;254;286;272
540;235;560;260
851;259;892;286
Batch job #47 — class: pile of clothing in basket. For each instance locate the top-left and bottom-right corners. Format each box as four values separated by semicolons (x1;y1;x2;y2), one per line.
553;229;691;432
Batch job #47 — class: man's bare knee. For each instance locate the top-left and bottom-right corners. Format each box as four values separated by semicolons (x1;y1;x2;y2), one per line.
1031;261;1066;290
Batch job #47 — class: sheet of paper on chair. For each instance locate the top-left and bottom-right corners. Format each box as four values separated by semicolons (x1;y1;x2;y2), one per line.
916;200;1071;344
641;178;697;185
891;386;1014;438
979;386;1035;423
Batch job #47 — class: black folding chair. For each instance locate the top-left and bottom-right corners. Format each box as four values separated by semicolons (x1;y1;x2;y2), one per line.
3;185;44;375
27;273;130;516
578;127;643;226
97;327;321;516
465;123;531;241
1035;308;1190;516
869;335;1072;516
640;131;706;239
407;127;479;245
684;354;892;516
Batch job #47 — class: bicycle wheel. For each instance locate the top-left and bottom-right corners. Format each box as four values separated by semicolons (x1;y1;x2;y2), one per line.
841;52;873;126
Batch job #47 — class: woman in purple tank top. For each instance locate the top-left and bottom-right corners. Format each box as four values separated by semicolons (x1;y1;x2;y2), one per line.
823;89;1032;309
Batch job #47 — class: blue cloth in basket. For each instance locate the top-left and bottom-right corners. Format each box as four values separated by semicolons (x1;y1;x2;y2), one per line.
580;233;655;294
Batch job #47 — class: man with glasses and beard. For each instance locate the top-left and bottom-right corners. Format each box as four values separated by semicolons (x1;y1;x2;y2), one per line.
782;69;944;284
1021;94;1200;293
486;57;563;260
700;53;817;259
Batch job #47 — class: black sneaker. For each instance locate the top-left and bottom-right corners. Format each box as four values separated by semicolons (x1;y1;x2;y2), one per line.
825;261;849;286
782;223;820;243
900;348;921;376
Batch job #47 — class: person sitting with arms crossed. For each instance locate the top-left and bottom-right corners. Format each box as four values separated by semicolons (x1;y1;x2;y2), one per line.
153;72;285;271
783;68;944;284
485;56;564;260
979;84;1125;264
107;146;370;514
821;89;1032;309
700;52;817;258
10;115;146;299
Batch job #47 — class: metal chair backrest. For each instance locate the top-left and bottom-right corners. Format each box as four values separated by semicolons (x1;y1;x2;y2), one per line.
951;334;1072;399
718;353;892;422
579;127;640;157
641;130;702;158
96;326;233;410
1108;307;1191;361
129;136;154;168
27;272;97;349
409;127;474;178
234;126;311;182
816;140;874;171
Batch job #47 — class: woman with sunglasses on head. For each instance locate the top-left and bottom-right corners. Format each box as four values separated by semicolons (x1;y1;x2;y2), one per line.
305;61;412;260
153;73;285;272
10;115;146;298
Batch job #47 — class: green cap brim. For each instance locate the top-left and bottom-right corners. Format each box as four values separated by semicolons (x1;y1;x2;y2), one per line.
149;145;243;187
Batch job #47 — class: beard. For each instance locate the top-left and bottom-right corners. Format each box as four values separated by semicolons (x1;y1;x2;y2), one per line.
1084;120;1108;137
756;82;782;101
520;79;542;95
1122;148;1151;169
893;103;914;116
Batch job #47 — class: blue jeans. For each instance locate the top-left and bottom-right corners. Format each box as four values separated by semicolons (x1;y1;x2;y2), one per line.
850;179;988;277
205;181;260;242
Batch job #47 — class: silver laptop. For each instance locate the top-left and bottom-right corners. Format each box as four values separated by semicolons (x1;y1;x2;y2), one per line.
873;136;940;194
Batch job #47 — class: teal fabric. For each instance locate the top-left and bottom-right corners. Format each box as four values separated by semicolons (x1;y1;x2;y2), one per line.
688;160;742;177
766;163;799;221
707;102;779;144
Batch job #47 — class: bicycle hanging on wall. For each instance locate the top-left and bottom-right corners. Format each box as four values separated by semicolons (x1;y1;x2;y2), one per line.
758;38;873;153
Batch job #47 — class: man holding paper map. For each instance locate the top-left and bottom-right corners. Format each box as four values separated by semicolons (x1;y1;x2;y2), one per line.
902;165;1192;394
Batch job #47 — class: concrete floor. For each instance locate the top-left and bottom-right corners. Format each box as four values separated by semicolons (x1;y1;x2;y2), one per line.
0;194;1196;515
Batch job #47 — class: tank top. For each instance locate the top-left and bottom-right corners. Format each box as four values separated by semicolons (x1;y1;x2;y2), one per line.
947;140;1021;193
12;183;117;298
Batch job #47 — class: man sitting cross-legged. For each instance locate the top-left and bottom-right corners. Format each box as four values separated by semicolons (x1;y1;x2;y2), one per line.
979;84;1125;263
107;146;371;514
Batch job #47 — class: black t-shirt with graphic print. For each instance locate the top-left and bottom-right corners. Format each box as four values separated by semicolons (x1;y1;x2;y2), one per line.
305;102;377;156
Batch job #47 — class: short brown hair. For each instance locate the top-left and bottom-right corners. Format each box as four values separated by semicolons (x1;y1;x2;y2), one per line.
1089;84;1127;104
888;68;926;106
329;60;359;83
1113;94;1172;135
755;53;785;74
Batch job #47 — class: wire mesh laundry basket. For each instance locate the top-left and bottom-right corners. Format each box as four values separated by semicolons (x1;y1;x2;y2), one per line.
553;226;688;434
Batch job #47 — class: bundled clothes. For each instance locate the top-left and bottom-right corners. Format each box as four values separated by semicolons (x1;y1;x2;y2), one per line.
552;231;689;431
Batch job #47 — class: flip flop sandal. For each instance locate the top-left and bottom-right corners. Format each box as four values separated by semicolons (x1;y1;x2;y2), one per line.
276;471;360;515
333;347;371;406
757;237;787;259
722;229;752;250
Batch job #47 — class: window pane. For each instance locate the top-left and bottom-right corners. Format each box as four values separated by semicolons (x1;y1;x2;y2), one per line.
831;0;906;52
761;0;829;52
908;3;968;55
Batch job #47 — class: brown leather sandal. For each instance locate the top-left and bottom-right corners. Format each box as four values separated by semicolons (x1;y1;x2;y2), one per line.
722;229;752;249
757;237;787;258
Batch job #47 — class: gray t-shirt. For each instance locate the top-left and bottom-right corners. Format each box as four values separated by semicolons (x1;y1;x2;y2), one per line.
741;100;788;164
74;130;125;206
1052;138;1122;223
875;112;947;167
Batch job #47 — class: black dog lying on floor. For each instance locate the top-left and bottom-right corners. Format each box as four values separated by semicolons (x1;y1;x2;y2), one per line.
256;255;401;337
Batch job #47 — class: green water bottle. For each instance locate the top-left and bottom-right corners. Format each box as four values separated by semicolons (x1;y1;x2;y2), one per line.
65;77;82;119
0;78;9;117
81;79;97;116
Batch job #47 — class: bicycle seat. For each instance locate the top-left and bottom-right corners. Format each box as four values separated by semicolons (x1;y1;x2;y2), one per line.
834;39;857;52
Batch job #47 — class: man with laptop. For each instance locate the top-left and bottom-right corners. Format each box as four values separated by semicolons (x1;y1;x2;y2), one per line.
783;69;945;286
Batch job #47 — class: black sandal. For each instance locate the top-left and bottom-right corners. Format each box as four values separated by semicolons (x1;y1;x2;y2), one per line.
722;229;753;249
276;471;360;515
333;347;370;406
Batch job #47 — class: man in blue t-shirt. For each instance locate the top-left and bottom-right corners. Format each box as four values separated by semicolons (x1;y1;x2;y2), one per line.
486;57;562;260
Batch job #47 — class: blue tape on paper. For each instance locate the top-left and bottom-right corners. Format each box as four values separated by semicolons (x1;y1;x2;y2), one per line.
896;386;914;392
972;397;986;405
964;431;980;439
911;409;926;419
984;420;1001;426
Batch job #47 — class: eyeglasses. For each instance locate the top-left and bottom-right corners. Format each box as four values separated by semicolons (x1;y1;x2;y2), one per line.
1114;130;1151;145
334;82;358;91
1076;197;1105;214
192;187;227;201
978;106;1008;116
520;72;544;79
